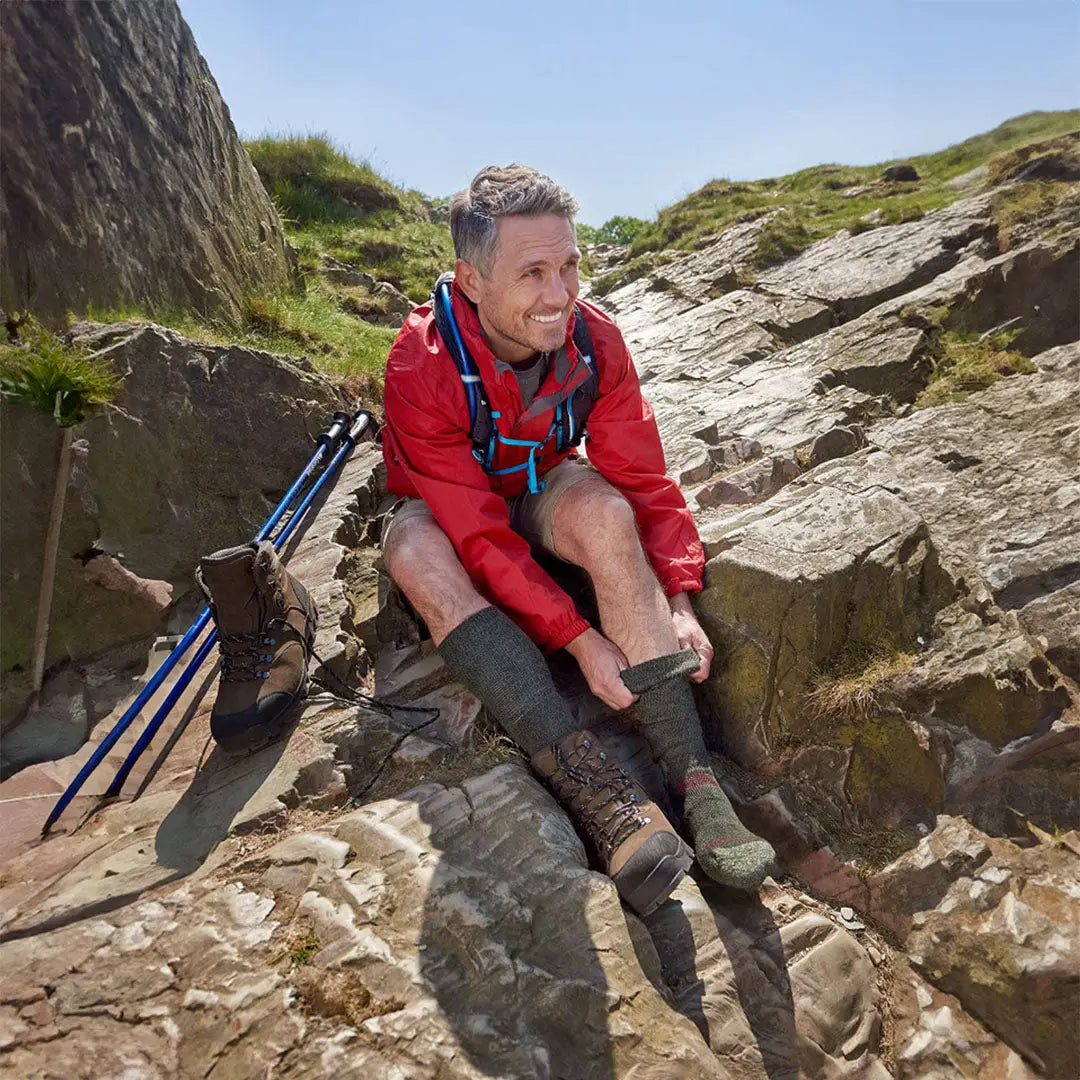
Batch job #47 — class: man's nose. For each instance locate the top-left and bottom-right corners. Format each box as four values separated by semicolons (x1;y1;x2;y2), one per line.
542;271;569;307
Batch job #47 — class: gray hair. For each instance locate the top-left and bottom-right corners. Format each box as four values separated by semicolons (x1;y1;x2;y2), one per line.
450;164;579;277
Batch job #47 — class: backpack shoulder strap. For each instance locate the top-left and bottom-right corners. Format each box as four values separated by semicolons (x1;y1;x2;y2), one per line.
571;303;596;372
430;273;494;458
561;304;600;448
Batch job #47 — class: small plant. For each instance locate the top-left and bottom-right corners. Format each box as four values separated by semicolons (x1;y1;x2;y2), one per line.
0;319;119;425
803;646;917;728
272;922;322;966
916;329;1035;408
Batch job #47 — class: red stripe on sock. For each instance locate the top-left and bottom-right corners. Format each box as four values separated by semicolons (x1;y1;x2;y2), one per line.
677;770;721;796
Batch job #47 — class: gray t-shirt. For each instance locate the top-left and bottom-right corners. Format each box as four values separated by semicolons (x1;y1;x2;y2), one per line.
510;352;549;408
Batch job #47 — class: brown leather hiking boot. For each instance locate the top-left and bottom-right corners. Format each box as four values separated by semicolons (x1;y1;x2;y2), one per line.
198;541;317;753
530;730;693;917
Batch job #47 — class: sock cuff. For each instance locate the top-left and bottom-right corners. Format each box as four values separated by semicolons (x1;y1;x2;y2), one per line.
437;605;504;658
620;649;701;695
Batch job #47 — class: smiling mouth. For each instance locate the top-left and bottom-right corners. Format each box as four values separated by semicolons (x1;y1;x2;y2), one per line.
529;313;563;324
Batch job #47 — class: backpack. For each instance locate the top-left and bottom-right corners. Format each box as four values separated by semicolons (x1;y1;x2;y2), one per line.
430;272;599;493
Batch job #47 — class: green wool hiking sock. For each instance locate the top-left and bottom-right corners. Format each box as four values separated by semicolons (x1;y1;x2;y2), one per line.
623;651;776;892
437;606;579;755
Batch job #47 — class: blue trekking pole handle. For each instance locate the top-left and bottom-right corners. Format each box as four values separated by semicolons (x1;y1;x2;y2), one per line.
41;409;356;835
101;410;378;801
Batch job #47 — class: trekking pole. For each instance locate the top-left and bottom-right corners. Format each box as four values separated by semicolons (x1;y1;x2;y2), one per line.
41;409;356;836
100;410;379;802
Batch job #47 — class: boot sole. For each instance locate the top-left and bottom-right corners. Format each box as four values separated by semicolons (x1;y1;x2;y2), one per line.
612;838;694;918
213;582;319;757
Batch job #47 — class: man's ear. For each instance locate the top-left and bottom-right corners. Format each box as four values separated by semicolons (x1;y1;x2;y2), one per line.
455;259;483;304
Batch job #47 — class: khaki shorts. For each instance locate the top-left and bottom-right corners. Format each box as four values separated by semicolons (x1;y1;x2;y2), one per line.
381;456;598;556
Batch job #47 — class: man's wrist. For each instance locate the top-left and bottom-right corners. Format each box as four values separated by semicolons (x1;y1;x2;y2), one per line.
564;627;598;658
668;591;695;616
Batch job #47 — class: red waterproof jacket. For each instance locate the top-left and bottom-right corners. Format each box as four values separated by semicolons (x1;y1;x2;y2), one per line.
382;280;705;651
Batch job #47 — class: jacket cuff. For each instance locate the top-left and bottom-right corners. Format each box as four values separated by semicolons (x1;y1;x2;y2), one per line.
661;576;703;598
543;612;592;654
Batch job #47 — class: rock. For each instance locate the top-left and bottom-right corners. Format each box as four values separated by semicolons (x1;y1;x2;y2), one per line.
0;322;342;726
695;454;801;509
883;164;920;182
321;257;378;289
757;194;993;324
647;882;890;1078
323;257;415;326
907;841;1080;1078
809;424;866;466
695;482;953;765
863;816;997;940
988;133;1080;186
0;0;293;326
947;165;988;190
892;608;1070;748
891;962;1040;1080
943;719;1080;839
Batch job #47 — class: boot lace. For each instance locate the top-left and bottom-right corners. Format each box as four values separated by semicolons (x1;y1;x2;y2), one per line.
548;739;649;858
218;629;277;683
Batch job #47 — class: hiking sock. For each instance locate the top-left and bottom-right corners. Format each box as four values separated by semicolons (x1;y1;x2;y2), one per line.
437;606;579;755
622;651;775;891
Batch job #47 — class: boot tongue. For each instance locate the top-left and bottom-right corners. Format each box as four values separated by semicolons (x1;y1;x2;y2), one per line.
199;545;260;637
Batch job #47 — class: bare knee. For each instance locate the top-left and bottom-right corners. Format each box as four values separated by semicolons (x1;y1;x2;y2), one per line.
553;481;639;574
382;514;487;642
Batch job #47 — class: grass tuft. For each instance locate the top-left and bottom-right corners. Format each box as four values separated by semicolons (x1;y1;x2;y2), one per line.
991;180;1080;250
0;318;119;425
916;329;1035;408
803;647;917;727
271;921;322;966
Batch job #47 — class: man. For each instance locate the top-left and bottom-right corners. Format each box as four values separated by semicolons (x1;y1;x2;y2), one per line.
381;165;774;915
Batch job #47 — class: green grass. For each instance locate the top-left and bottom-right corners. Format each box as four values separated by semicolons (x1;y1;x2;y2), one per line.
247;134;453;303
624;110;1080;261
89;282;396;401
0;319;119;425
916;329;1036;408
991;179;1080;249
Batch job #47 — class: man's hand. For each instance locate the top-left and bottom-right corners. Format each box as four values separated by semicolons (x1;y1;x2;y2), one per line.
565;628;639;710
669;592;713;683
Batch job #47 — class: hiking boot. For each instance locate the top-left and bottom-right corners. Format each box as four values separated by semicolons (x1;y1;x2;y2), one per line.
198;541;317;753
531;730;693;917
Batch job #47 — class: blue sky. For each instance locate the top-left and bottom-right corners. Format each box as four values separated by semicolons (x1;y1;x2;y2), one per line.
178;0;1078;225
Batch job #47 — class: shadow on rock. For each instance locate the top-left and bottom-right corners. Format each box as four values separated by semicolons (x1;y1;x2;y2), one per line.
412;769;621;1079
155;732;292;873
705;887;798;1080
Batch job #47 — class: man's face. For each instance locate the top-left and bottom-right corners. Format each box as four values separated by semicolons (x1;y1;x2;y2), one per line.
458;214;581;365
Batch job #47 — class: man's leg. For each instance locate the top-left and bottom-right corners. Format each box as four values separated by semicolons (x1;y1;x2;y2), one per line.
382;504;575;754
547;472;775;891
381;502;693;915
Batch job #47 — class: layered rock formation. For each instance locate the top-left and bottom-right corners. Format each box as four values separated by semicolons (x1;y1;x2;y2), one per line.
2;146;1078;1078
0;0;293;325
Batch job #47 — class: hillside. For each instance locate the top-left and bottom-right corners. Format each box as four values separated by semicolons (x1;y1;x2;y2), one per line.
591;109;1079;294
